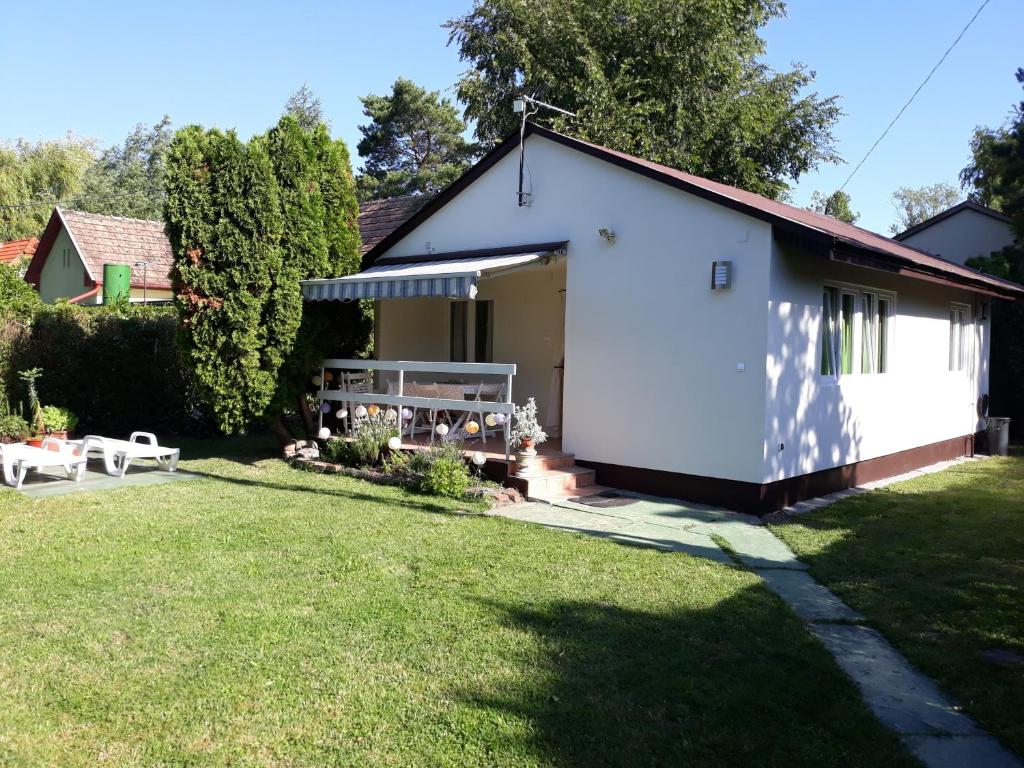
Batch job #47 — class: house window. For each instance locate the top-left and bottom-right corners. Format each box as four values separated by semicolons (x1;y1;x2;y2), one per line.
450;301;468;362
821;285;894;377
474;300;493;363
949;304;971;371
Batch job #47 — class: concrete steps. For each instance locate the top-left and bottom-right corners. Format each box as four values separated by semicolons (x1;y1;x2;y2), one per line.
512;451;610;503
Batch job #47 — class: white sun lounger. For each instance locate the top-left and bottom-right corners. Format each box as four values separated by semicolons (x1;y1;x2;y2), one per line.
0;439;89;489
76;432;180;478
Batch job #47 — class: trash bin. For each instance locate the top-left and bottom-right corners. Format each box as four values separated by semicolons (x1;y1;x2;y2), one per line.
986;417;1011;457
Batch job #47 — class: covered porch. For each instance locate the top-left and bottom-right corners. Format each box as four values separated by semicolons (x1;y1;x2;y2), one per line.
301;242;568;442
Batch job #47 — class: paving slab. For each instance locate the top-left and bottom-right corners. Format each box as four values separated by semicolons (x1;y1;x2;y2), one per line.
809;623;981;737
904;734;1024;768
613;521;734;563
700;520;808;570
756;568;863;622
11;466;198;499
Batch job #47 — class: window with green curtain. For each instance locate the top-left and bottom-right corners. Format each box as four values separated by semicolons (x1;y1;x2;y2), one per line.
821;287;839;375
840;292;854;374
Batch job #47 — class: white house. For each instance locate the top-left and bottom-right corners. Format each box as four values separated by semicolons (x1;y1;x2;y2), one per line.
895;201;1015;265
302;125;1024;512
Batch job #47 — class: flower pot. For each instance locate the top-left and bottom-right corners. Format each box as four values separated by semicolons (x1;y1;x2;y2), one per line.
49;430;68;441
27;437;44;448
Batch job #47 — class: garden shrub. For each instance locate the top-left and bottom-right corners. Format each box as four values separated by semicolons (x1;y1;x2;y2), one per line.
384;441;473;499
1;302;205;436
322;413;397;468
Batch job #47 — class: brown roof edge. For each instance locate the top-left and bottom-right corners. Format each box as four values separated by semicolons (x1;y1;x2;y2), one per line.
894;200;1012;241
373;241;569;267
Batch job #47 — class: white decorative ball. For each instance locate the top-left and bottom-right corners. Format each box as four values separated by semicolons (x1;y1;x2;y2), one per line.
317;427;331;440
385;409;398;422
354;405;368;418
336;409;348;420
471;451;487;466
485;413;498;427
387;436;402;451
435;423;449;437
401;408;413;420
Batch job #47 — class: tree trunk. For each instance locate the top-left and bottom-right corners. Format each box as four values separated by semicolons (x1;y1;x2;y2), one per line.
297;394;315;436
270;416;294;446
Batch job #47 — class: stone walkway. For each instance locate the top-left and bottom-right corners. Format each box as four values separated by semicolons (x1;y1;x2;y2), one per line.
493;492;1022;768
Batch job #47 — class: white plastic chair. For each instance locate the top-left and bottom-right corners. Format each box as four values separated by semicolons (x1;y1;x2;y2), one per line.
76;432;180;478
0;438;88;489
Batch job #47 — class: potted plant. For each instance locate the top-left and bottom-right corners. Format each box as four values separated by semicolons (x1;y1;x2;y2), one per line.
17;368;46;447
41;405;79;441
0;410;30;444
511;397;548;475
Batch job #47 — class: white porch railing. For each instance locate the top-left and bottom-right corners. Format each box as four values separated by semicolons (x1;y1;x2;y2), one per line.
316;359;517;459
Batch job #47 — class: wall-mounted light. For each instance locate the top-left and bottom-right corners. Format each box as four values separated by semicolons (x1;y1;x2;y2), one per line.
512;97;526;114
598;227;616;244
711;260;732;290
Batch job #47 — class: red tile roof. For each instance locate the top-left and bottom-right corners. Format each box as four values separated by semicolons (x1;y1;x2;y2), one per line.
0;237;38;264
358;196;426;255
27;208;173;290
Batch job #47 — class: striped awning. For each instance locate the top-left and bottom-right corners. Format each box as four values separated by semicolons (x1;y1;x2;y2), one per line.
301;249;556;302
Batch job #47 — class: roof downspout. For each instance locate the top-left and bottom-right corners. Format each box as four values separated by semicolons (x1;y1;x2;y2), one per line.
67;286;101;304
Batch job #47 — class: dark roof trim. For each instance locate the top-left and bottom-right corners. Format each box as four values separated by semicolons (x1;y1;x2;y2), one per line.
374;241;569;267
894;200;1012;241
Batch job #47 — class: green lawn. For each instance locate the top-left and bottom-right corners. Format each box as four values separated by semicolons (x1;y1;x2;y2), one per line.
0;438;918;767
773;451;1024;760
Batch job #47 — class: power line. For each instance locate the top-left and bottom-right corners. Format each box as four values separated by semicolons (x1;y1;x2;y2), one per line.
838;0;991;192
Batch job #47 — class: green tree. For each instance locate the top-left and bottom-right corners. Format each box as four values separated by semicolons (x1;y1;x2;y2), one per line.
73;116;173;220
0;261;40;321
810;190;858;224
163;126;285;433
962;69;1024;434
163;116;364;438
888;183;961;234
356;78;479;201
284;84;328;133
0;137;95;240
444;0;840;199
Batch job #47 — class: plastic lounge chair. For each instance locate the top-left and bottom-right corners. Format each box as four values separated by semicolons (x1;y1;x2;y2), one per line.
77;432;180;478
0;438;88;489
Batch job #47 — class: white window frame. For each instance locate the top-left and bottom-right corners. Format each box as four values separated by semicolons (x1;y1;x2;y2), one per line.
948;303;972;373
821;281;896;380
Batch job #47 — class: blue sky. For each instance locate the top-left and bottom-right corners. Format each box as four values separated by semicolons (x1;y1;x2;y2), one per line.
1;0;1020;234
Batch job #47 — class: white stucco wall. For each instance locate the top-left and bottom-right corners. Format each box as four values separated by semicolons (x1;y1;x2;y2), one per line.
899;208;1014;265
378;134;773;483
763;242;989;483
39;228;98;303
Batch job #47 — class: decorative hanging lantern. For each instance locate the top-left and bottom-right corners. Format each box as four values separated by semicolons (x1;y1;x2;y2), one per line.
471;451;487;467
484;414;498;428
336;409;348;420
317;427;331;440
323;371;334;382
311;375;322;387
319;402;331;414
465;420;480;435
366;404;380;417
401;408;413;421
385;409;398;422
387;436;402;451
354;405;368;418
494;414;506;426
435;423;449;437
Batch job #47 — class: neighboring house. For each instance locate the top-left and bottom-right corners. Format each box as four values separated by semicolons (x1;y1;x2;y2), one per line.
301;124;1024;513
26;208;174;304
0;237;38;268
895;201;1015;265
23;201;423;305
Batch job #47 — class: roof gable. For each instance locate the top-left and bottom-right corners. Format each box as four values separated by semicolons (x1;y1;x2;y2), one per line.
894;200;1012;241
26;207;173;290
364;124;1024;299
